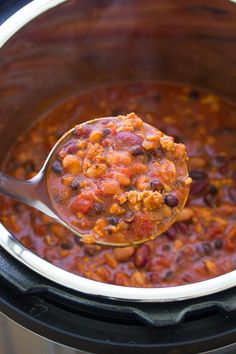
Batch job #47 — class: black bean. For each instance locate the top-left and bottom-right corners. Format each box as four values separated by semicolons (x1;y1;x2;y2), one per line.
131;146;145;156
102;128;111;137
188;89;200;100
164;194;178;207
189;170;207;180
173;136;181;143
51;161;63;175
153;148;162;158
209;185;218;195
74;236;81;245
61;241;73;250
107;217;119;225
213;155;226;167
126;185;135;192
150;179;164;192
105;225;113;235
24;160;35;173
228;187;236;203
162;270;173;280
214;239;223;250
162;244;171;251
204;194;214;207
90;203;104;215
123;211;135;223
202;243;212;255
70;180;80;191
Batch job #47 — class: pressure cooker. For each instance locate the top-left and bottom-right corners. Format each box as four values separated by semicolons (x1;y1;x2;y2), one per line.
1;0;236;353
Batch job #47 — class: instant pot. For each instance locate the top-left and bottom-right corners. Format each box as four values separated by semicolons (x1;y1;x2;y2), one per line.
1;0;236;353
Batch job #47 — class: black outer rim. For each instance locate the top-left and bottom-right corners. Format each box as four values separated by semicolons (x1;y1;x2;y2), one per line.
1;247;236;353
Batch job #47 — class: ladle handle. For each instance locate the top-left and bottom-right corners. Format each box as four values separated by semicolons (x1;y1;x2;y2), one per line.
0;172;38;205
0;171;56;219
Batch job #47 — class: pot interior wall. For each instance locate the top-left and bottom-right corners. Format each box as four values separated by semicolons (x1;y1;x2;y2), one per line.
0;0;236;159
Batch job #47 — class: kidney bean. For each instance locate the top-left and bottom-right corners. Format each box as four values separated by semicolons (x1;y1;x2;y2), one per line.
219;164;229;175
131;146;145;156
214;239;223;250
63;141;78;154
176;222;189;235
182;274;193;282
148;272;159;284
134;245;150;268
116;131;143;149
189;170;207;180
74;125;91;138
150;179;164;192
190;180;208;195
166;226;177;240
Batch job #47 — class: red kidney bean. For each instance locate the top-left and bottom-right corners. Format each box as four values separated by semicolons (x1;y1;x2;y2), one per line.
182;273;193;282
166;226;177;240
115;131;143;149
148;272;159;284
134;245;150;268
74;125;91;138
219;164;229;175
131;146;145;156
150;179;164;192
176;222;189;235
190;180;208;195
189;170;207;180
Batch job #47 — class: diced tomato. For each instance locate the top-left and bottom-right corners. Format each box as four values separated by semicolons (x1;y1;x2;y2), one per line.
131;212;153;237
71;194;94;214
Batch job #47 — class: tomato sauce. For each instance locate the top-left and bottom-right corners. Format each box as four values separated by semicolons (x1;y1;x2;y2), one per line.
1;82;236;287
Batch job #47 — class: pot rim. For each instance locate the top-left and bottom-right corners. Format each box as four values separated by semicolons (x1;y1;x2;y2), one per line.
1;0;236;302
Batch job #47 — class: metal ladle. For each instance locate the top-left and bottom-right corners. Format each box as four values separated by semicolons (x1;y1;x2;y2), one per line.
0;117;189;247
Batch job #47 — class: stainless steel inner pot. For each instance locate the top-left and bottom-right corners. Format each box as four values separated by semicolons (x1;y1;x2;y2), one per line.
1;0;236;302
